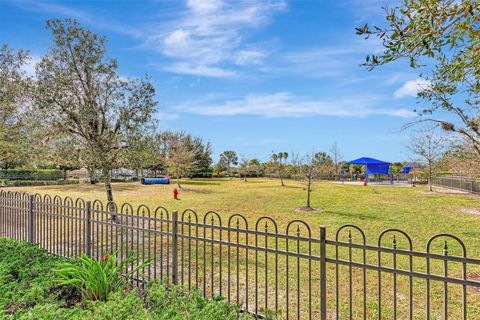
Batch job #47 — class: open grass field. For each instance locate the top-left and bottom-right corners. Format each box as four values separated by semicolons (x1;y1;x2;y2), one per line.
5;177;480;249
4;178;480;319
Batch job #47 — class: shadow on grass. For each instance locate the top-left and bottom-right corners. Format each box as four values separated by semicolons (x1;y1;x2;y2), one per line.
234;179;267;184
179;187;213;194
259;184;303;189
179;180;221;186
327;210;388;221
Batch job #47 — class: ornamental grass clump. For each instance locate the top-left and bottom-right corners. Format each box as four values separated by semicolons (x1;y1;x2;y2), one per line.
55;253;149;302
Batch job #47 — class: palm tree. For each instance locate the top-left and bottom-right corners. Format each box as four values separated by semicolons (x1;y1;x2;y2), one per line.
271;152;288;186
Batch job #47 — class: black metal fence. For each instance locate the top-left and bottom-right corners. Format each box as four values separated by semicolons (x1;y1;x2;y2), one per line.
432;176;480;194
1;190;480;319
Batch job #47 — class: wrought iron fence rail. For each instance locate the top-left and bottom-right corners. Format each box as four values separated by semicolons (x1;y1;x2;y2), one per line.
329;240;480;265
177;219;321;243
328;257;478;287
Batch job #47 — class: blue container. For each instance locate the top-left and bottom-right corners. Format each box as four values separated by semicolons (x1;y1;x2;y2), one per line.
141;177;170;185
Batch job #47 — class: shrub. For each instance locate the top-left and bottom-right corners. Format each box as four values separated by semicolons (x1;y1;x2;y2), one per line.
1;239;268;319
0;169;64;181
4;180;79;186
55;253;149;302
146;283;250;320
0;239;68;314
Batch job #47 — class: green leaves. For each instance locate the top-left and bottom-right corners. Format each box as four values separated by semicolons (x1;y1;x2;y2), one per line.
358;0;480;157
55;253;150;302
35;19;159;203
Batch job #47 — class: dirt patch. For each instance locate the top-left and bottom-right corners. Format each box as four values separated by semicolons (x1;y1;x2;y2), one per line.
460;208;480;215
294;207;323;213
419;188;470;195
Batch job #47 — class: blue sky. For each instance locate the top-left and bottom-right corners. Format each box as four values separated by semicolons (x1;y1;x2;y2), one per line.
0;0;431;162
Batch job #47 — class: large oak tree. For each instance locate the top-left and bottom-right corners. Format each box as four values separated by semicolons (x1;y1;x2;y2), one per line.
35;19;157;208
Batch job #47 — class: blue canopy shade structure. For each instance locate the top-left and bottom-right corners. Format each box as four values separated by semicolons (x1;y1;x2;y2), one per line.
343;157;392;185
346;157;391;175
402;166;413;174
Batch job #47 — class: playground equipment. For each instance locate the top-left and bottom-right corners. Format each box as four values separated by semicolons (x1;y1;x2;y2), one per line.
141;177;170;185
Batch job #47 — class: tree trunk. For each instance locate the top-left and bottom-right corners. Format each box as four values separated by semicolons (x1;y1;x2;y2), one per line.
428;164;433;192
306;176;312;208
244;173;247;182
88;168;97;184
102;167;116;221
176;168;181;188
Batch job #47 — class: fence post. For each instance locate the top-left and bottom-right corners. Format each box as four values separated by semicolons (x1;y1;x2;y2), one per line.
85;201;92;257
320;225;327;320
172;210;179;285
28;195;35;243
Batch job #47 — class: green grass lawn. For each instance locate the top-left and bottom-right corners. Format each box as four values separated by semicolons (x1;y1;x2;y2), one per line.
4;178;480;319
6;177;480;249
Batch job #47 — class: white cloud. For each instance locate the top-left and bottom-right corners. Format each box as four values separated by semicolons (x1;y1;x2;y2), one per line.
163;29;191;50
145;0;286;77
186;0;223;13
156;111;180;121
163;63;236;78
394;78;431;98
233;49;266;65
175;92;416;118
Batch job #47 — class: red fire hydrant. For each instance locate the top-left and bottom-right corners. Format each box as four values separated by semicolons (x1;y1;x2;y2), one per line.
173;188;179;200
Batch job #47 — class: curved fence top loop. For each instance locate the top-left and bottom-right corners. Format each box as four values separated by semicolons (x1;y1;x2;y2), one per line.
106;201;118;212
43;193;52;203
64;196;74;206
228;213;248;229
286;219;312;237
92;199;104;211
74;197;86;208
335;224;366;243
203;210;222;225
120;202;134;214
53;195;63;204
377;228;413;250
153;206;169;218
137;204;151;216
181;209;198;222
255;216;278;232
426;233;467;257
